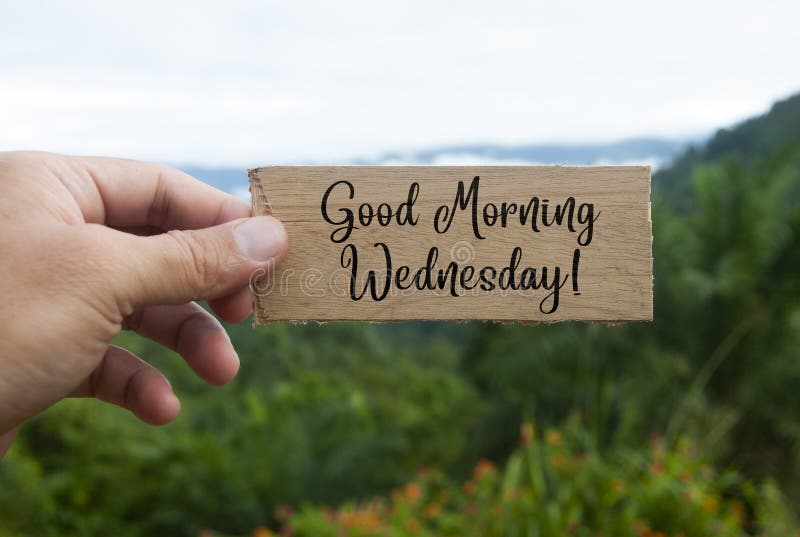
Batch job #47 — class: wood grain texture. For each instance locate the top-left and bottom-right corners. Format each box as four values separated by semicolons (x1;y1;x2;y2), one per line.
249;166;652;323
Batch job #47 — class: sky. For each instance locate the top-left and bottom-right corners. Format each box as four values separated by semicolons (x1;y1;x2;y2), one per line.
1;0;799;166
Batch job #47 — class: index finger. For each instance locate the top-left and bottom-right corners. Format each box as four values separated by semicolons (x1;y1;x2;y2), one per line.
70;155;251;230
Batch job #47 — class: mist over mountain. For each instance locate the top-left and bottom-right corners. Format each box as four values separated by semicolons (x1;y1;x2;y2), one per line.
178;137;692;198
358;138;688;165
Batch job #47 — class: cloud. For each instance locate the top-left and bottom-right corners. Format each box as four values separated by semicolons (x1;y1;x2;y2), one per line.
1;0;799;164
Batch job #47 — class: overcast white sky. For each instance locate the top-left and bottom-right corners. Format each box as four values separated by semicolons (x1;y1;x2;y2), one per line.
1;0;798;165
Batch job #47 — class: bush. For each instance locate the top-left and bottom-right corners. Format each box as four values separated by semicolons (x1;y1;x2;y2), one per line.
242;418;796;537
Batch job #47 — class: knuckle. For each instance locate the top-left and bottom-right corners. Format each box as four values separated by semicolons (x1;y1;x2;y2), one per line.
166;229;224;294
147;167;172;229
0;151;44;178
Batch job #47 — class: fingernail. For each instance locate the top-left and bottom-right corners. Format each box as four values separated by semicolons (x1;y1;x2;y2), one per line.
233;216;288;262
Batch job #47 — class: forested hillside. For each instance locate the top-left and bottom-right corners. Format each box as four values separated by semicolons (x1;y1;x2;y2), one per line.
656;93;800;208
2;93;800;537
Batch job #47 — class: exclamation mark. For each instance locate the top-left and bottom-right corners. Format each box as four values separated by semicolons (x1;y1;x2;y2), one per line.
572;248;581;295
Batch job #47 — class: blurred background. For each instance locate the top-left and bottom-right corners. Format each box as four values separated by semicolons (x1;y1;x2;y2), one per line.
2;1;800;536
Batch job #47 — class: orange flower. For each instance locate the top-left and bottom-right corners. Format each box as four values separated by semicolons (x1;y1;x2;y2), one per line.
520;422;535;445
649;462;664;476
403;483;422;502
701;494;718;514
252;527;273;537
551;452;569;471
274;504;293;521
545;430;564;446
650;433;665;455
462;480;478;495
405;518;420;533
633;520;653;537
424;502;442;519
338;509;382;532
472;459;496;480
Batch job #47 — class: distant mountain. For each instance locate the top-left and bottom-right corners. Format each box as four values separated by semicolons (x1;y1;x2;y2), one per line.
178;166;255;198
177;137;691;197
358;138;688;166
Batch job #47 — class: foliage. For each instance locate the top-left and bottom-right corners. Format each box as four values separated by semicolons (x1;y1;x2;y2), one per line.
2;92;800;536
0;326;483;537
240;419;795;537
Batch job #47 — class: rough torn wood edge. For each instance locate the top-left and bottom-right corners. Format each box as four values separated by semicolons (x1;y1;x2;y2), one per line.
248;166;653;327
249;168;273;325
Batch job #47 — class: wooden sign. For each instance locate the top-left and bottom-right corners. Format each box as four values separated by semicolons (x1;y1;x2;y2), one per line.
249;166;652;323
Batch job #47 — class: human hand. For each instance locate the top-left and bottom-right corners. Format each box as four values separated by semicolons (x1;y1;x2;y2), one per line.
0;152;287;454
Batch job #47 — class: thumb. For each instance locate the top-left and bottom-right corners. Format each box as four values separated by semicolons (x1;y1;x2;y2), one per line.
117;215;287;307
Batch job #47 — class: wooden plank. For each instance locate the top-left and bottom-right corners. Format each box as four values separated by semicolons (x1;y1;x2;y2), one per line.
249;166;652;323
